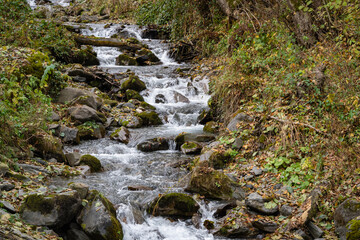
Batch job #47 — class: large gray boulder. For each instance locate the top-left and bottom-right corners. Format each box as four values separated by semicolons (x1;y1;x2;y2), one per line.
185;167;245;201
245;193;279;215
227;113;253;131
148;193;199;219
56;87;100;108
137;137;169;152
334;198;360;240
77;190;123;240
56;126;80;145
68;105;104;123
20;191;82;228
110;126;131;144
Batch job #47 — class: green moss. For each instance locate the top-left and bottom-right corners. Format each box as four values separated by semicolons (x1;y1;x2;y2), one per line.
347;217;360;240
136;111;162;126
140;101;156;110
116;54;138;66
125;89;144;101
21;52;50;79
80;154;102;172
120;75;146;92
182;142;197;149
20;194;53;214
203;121;218;133
103;99;118;107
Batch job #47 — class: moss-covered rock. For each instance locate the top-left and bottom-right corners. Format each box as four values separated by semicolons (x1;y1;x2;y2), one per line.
335;198;360;239
110;126;131;144
140;101;156;111
79;155;102;172
185;167;245;201
199;150;232;169
136;48;160;65
137;137;169;152
77;122;106;141
148;193;199;219
77;190;123;240
120;75;146;92
20;191;81;228
181;141;202;155
125;89;144;101
203;121;219;133
117;114;143;128
29;133;66;162
136;111;162;126
116;54;138;66
347;216;360;240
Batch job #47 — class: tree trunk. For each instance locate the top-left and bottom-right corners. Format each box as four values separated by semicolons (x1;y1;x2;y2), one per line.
74;36;143;52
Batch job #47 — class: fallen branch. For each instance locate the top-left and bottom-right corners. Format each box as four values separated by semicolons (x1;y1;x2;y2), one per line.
74;36;143;52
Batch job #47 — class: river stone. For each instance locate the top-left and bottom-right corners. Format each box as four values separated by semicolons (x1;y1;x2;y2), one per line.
65;222;91;240
65;152;81;166
78;165;91;175
155;94;167;103
137;138;169;152
0;181;15;191
148;193;199;219
136;48;160;65
173;91;190;103
195;135;215;142
116;54;138;66
77;123;106;140
198;150;232;169
118;114;143;128
20;191;82;228
77;190;123;240
227;113;253;131
181;141;202;155
245;193;279;215
120;75;146;92
203;121;219;133
79;155;102;173
185;167;245;201
136;111;162;126
56;87;97;105
110;126;131;144
125;89;144;101
29;133;66;162
252;220;279;233
198;109;213;125
71;95;100;110
334;198;360;240
0;200;16;213
57;126;80;145
68;105;104;123
0;163;9;177
69;182;89;199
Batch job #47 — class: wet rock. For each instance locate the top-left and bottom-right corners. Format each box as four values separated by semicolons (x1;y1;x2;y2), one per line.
78;165;91;175
120;75;146;92
334;198;360;240
173;91;190;103
306;221;324;238
127;185;154;191
6;172;31;182
125;89;144;101
68;105;104;124
137;138;169;152
214;201;237;218
181;141;202;155
116;54;138;66
18;164;50;175
65;152;81;166
197;109;213;125
110;126;131;144
117;114;143;128
20;191;81;228
69;182;89;199
141;26;170;40
204;220;215;230
227;113;253;131
56;126;80;145
252;220;279;233
147;193;199;219
136;111;162;126
245;193;279;215
155;94;167;104
77;123;106;140
203;121;219;133
185;167;245;201
0;163;9;177
131;205;145;224
192;213;202;228
0;181;15;191
29;133;66;162
77;190;123;240
0;200;16;213
79;154;102;173
136;48;160;65
198;150;232;169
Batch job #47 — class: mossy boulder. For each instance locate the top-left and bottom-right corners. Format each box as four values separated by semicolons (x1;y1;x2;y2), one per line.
140;101;156;111
203;121;219;133
346;216;360;240
117;114;143;128
136;48;160;65
110;126;131;144
185;167;245;201
335;199;360;240
199;150;232;169
77;123;106;140
136;111;162;126
148;193;199;219
69;105;105;124
116;54;138;66
29;133;66;162
137;138;169;152
79;155;102;172
77;190;123;240
20;191;82;228
181;141;202;155
120;75;146;92
125;89;144;101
